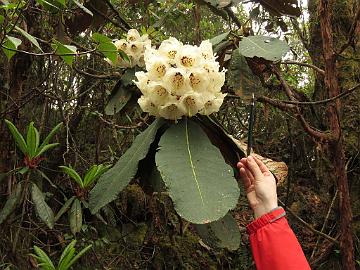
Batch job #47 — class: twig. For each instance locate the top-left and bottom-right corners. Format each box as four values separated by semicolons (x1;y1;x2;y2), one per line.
73;66;122;79
104;0;131;30
279;199;339;244
310;189;338;259
267;83;360;106
281;61;325;76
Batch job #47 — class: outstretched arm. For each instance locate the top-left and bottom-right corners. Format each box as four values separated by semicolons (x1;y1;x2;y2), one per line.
237;156;311;270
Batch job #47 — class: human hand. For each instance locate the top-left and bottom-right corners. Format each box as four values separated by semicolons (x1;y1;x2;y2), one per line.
237;155;278;218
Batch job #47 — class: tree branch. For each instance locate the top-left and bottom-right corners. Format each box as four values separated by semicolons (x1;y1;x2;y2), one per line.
281;60;325;76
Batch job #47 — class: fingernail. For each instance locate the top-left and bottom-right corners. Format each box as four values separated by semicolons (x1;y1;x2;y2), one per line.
247;156;254;162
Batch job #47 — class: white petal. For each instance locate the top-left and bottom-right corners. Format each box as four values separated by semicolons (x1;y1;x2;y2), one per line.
138;96;159;116
176;45;201;68
199;93;226;115
199;40;215;60
127;29;141;41
158;102;186;120
114;39;128;51
180;92;204;117
163;68;190;95
134;72;151;94
188;68;210;93
147;82;171;106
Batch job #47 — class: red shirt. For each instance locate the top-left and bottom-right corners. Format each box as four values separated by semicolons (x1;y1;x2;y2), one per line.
247;207;311;270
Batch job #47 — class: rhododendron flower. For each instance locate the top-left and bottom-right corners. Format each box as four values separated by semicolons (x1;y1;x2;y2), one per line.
134;37;226;120
106;29;150;68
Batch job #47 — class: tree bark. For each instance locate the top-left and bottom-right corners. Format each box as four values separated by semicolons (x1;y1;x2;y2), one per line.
319;0;355;268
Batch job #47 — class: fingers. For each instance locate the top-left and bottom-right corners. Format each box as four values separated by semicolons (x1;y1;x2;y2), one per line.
253;156;271;176
245;155;263;180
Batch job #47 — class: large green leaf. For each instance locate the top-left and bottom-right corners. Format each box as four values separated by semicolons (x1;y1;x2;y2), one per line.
209;31;230;47
238;36;289;62
92;33;117;63
69;198;82;235
104;85;132;115
5;119;28;155
26;122;39;158
31;183;55;229
2;35;22;60
227;48;263;98
258;0;301;17
89;119;165;214
155;119;239;224
0;182;22;224
195;212;240;250
14;25;43;52
52;40;77;66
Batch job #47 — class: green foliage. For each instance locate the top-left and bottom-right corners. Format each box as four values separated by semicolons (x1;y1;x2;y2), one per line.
0;183;22;224
227;48;263;98
51;41;77;66
195;212;240;250
31;183;55;229
89;119;165;214
92;33;118;63
59;164;111;189
31;240;92;270
69;198;82;235
2;35;22;60
14;25;43;52
155;119;240;224
4;120;62;162
238;35;289;61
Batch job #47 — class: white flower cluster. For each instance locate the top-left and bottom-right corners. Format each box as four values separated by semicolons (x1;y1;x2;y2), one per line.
106;29;151;68
134;37;226;120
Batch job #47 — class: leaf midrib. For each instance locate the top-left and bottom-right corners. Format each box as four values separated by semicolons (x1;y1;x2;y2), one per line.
185;119;205;206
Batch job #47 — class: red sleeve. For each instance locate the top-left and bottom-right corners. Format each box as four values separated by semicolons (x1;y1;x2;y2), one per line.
246;207;311;270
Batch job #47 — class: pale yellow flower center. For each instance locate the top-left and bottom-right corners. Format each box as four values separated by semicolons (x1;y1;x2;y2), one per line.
168;50;177;59
181;56;194;67
172;72;184;88
189;73;201;87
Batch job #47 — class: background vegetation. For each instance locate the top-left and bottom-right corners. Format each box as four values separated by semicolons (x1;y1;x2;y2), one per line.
0;0;359;269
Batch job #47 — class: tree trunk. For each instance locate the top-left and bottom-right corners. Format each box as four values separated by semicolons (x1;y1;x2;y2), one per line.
319;0;355;268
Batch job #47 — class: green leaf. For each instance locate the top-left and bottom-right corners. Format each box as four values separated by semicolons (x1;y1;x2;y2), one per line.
82;165;98;188
104;85;132;115
14;25;43;52
58;240;76;270
0;183;22;224
195;212;240;250
227;49;264;98
26;122;39;158
55;0;66;6
35;143;59;157
92;33;118;63
89;119;165;214
38;122;62;150
36;0;63;11
92;32;112;43
2;35;22;61
238;36;289;62
209;31;230;47
258;0;301;17
0;15;4;24
155;119;240;224
65;243;92;269
72;0;93;16
52;40;77;66
69;198;82;235
31;183;55;229
59;166;83;188
5;119;28;155
98;42;118;64
54;196;76;222
32;246;56;270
